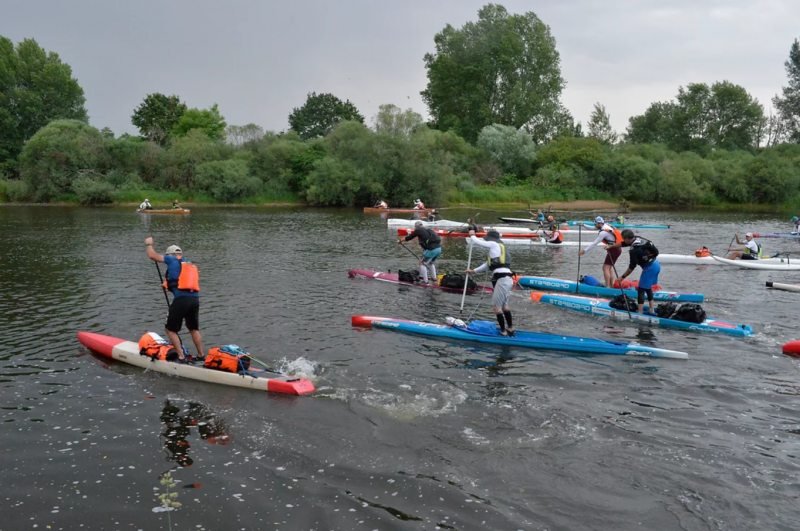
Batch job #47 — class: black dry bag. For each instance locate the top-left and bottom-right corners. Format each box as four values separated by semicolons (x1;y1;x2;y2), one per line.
440;273;478;291
398;269;420;283
670;303;706;324
609;295;638;312
656;302;677;319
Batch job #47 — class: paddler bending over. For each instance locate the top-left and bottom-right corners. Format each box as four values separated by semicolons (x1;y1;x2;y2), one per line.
466;229;516;337
398;220;442;283
606;229;660;314
374;200;388;209
726;232;762;260
578;216;623;287
145;237;204;361
791;216;799;234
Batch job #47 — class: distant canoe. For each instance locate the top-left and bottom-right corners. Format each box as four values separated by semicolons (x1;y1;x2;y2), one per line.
364;207;433;214
136;208;191;215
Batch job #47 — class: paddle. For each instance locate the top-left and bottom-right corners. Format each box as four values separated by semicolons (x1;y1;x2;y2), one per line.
575;224;582;293
399;241;421;261
155;262;171;309
460;239;474;313
609;258;634;321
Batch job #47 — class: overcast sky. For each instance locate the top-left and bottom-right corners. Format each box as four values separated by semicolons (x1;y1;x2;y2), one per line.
3;0;799;137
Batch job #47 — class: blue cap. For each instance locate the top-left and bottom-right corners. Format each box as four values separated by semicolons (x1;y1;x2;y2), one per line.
594;216;604;224
792;216;798;222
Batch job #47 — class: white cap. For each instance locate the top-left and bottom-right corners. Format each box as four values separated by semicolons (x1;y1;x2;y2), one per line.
165;245;182;255
594;216;604;224
745;232;753;238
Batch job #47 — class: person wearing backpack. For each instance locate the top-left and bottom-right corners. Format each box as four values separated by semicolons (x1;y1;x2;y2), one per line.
606;229;660;314
145;237;204;361
398;220;442;283
465;229;516;337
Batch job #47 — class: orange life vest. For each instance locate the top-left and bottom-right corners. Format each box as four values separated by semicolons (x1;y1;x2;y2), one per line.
602;224;623;244
162;260;200;292
204;346;251;373
138;332;179;361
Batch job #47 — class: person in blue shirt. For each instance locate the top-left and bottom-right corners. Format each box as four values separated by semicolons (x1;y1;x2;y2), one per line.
145;237;203;361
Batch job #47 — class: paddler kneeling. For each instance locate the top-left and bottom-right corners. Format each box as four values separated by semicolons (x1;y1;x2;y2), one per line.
542;223;563;244
726;232;762;260
145;237;204;361
465;229;516;337
605;229;660;314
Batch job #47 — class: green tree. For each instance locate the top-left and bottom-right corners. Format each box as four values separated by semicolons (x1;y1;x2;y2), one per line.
587;103;618;144
0;37;88;175
171;103;227;141
773;38;800;143
627;82;765;152
476;124;536;177
288;92;364;140
372;104;424;136
131;93;187;145
159;130;218;189
421;4;565;143
19;119;106;201
226;123;264;147
194;159;261;202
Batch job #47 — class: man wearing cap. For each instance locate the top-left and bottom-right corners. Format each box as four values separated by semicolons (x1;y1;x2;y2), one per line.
465;229;515;337
144;237;204;361
791;216;800;234
139;198;153;210
398;221;442;283
578;216;623;287
727;232;762;260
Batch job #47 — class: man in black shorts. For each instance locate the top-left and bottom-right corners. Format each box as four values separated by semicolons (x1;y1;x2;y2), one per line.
145;237;203;361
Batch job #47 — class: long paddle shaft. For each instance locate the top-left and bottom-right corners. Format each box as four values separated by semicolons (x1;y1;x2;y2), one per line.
609;258;634;320
155;262;170;309
575;224;582;293
399;241;421;261
460;239;474;313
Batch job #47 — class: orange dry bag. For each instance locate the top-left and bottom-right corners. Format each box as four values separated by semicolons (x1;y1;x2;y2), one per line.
204;345;251;373
694;247;711;257
138;332;179;361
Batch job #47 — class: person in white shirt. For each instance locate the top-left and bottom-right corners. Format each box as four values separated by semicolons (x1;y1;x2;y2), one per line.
465;229;515;337
727;232;762;260
139;199;152;210
577;216;623;287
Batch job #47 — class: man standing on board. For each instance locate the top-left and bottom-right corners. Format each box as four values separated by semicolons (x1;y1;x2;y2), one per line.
145;237;203;361
398;221;442;283
466;229;515;337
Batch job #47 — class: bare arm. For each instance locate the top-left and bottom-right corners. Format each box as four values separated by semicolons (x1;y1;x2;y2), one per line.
144;237;165;263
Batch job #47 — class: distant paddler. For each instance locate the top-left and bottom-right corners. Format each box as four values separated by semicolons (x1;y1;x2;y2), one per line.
578;216;623;287
726;232;762;260
605;229;660;314
427;209;438;222
172;199;182;210
374;199;388;209
542;223;563;244
791;216;800;234
413;199;426;210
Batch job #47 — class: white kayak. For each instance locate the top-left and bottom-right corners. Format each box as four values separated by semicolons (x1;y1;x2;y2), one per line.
711;255;800;270
657;254;719;265
766;281;800;292
387;218;472;229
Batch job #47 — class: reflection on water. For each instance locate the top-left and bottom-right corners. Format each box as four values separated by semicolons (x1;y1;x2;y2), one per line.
159;400;230;468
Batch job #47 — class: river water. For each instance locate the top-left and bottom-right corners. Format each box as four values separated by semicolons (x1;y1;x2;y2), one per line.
1;206;798;531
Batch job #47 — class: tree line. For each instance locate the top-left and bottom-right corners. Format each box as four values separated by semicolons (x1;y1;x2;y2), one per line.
1;5;800;207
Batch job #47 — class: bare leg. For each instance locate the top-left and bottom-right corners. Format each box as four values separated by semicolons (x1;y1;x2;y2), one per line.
165;329;185;360
188;329;204;358
603;264;614;288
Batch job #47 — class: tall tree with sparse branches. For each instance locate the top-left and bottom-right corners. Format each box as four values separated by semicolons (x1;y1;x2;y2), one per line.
773;38;800;143
587;103;618;144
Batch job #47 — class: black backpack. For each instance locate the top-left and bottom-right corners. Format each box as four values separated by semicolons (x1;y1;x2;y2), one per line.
398;269;420;283
609;295;638;312
440;273;478;291
670;303;706;324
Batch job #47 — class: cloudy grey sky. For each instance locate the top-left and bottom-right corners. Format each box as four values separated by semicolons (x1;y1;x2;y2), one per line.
3;0;799;137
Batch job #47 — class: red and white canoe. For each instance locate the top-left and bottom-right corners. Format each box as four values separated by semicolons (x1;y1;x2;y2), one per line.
77;332;315;395
396;228;541;239
348;269;492;294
